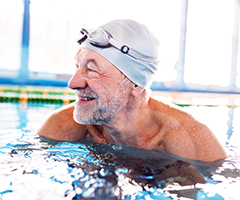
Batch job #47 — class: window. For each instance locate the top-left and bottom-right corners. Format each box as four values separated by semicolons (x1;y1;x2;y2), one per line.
0;0;23;73
184;0;234;87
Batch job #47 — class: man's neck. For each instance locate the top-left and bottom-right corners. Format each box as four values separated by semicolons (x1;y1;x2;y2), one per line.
100;94;160;148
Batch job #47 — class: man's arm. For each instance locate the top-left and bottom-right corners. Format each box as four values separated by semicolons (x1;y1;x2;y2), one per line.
37;103;88;141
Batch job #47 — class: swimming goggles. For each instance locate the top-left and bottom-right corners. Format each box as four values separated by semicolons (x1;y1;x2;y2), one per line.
77;28;158;63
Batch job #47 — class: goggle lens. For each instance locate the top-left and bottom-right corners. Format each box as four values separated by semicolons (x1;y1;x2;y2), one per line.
89;29;111;46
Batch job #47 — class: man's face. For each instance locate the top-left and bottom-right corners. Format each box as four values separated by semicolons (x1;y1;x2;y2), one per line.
68;48;133;125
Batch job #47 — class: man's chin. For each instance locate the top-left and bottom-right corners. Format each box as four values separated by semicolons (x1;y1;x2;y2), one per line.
73;109;89;125
73;110;102;125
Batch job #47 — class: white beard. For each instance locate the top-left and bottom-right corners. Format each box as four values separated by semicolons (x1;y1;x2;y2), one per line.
73;77;132;125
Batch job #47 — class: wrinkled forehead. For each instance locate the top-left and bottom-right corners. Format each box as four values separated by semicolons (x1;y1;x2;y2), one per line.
74;48;101;61
74;48;104;64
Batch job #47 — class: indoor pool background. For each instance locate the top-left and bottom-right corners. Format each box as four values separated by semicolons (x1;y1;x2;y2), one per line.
0;97;240;200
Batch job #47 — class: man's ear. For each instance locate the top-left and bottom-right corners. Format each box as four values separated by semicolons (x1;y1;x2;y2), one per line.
132;85;144;97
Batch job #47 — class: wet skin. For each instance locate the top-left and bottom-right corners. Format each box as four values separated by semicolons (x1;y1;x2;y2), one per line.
37;48;227;162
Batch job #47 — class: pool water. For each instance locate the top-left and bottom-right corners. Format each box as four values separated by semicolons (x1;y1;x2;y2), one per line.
0;102;240;200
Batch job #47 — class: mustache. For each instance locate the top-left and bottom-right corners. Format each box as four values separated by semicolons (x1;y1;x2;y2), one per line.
73;88;99;99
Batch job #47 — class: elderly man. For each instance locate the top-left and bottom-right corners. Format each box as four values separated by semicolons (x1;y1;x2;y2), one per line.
37;19;227;162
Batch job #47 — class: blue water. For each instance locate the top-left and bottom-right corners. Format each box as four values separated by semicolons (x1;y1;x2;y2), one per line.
0;102;240;200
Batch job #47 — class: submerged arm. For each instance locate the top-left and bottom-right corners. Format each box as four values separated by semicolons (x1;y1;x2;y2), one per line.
37;103;88;141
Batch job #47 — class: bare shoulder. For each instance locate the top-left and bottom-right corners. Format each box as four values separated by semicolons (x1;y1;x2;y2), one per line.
37;103;88;141
150;97;227;162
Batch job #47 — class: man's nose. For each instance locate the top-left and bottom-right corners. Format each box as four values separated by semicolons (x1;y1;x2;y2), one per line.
68;68;88;90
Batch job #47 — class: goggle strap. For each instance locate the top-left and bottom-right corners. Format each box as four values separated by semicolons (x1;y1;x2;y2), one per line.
77;29;89;45
109;38;158;63
77;35;88;45
127;48;158;63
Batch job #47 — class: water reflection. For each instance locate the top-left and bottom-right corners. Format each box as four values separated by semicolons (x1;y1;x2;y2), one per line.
79;142;214;199
229;107;240;156
1;138;227;200
2;136;239;200
0;102;62;130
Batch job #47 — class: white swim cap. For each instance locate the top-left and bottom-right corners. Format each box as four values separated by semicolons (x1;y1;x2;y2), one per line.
78;19;160;89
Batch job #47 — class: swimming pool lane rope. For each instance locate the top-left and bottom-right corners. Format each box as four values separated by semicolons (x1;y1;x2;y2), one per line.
0;86;76;104
0;85;236;107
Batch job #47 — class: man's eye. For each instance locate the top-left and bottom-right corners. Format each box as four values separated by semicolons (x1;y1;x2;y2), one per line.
86;61;99;74
87;67;96;72
87;64;98;73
